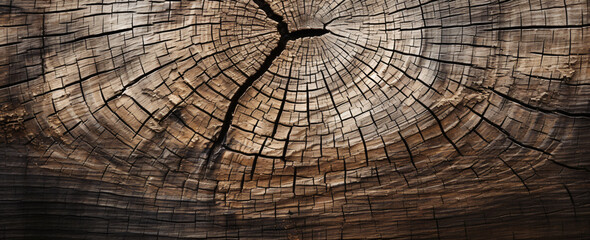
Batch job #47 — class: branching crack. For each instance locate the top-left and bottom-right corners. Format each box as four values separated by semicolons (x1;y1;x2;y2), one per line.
204;0;333;166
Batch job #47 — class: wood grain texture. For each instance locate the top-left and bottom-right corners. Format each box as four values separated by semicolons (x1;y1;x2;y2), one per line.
1;0;589;239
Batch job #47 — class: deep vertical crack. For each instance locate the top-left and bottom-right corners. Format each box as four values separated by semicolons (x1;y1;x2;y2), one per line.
204;0;332;165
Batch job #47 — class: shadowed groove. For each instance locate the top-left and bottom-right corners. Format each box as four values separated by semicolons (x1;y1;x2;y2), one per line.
204;0;333;166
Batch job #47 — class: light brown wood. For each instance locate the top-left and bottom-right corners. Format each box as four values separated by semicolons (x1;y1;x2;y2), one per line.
1;0;589;239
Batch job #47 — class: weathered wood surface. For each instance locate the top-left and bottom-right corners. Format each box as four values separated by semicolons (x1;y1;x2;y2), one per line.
1;0;589;239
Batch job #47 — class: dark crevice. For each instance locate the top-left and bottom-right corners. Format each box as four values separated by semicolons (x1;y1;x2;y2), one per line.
550;159;590;172
466;105;553;156
252;0;288;35
286;28;330;40
204;35;287;165
499;157;530;192
398;132;417;171
488;87;590;119
204;0;333;166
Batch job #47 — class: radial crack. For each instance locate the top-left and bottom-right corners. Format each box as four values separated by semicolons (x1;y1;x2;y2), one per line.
287;28;330;40
204;0;333;166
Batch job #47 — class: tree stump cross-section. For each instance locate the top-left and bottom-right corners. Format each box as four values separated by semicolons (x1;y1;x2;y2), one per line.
205;0;331;170
1;0;589;239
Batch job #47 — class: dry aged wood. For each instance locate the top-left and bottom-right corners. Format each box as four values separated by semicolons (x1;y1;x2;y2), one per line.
1;0;589;239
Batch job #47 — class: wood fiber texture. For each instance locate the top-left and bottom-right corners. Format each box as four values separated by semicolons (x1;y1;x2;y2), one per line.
1;0;590;239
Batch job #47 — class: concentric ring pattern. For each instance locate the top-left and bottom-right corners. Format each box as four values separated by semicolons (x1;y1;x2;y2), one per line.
1;0;589;239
